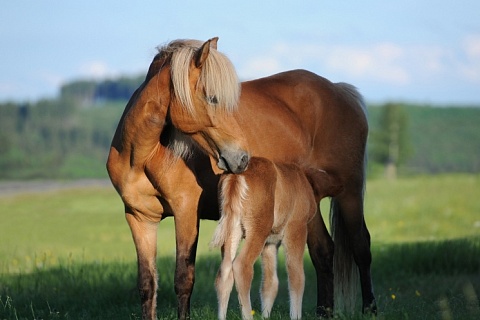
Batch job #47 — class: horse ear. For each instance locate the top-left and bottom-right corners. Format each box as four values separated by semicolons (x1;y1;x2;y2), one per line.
209;37;219;50
195;37;219;68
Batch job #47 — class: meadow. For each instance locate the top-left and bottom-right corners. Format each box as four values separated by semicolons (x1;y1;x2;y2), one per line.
0;174;479;319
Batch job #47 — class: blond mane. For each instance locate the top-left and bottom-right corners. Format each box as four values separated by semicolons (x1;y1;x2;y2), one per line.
158;39;240;115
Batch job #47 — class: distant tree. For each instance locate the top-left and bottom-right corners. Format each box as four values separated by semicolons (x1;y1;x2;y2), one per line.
371;103;412;179
94;75;143;101
60;80;96;105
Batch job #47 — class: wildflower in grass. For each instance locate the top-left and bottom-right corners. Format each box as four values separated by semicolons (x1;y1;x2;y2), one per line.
251;310;255;316
415;290;421;296
391;294;396;300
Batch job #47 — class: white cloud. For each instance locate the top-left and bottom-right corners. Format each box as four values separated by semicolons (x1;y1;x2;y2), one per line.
324;43;410;85
239;41;412;85
0;82;17;95
237;39;480;88
240;56;282;80
459;34;480;82
79;61;118;79
40;71;63;88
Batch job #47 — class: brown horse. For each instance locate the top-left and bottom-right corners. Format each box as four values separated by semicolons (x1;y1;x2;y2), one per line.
211;157;342;320
107;37;376;319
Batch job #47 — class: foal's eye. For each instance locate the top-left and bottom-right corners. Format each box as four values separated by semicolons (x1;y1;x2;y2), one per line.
206;95;218;105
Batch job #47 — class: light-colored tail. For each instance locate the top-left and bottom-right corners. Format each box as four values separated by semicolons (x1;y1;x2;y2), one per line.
210;174;248;249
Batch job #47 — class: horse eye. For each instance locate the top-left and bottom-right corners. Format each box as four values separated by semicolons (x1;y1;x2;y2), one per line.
206;95;218;105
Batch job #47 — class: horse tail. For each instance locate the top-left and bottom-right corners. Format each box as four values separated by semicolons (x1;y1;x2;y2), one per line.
210;174;248;249
331;82;366;313
335;82;367;114
330;199;359;313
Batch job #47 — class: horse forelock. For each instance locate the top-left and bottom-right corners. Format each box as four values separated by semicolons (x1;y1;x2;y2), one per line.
166;39;240;115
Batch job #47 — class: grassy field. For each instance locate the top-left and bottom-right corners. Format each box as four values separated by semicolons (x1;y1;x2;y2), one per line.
0;175;479;319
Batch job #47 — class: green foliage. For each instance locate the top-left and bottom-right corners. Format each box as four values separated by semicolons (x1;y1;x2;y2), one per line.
369;103;412;178
1;75;480;179
0;100;125;179
60;76;143;104
367;104;480;176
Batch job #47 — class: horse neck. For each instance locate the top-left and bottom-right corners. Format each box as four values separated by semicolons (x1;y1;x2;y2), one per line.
119;97;167;166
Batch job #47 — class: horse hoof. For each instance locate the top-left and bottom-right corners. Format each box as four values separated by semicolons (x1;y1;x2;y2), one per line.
316;306;333;318
363;300;378;316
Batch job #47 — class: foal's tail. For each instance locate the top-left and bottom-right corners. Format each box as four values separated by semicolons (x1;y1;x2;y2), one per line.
210;174;248;249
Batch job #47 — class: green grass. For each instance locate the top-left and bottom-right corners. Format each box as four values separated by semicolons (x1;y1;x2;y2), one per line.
1;174;479;319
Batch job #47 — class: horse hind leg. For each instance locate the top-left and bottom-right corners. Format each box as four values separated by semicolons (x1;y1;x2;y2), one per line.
233;234;269;320
260;243;279;318
306;208;334;318
215;226;243;320
284;223;308;320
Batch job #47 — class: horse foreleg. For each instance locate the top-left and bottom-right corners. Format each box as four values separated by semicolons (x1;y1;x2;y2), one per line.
126;212;159;320
174;214;200;320
284;223;308;320
306;209;334;318
260;243;279;318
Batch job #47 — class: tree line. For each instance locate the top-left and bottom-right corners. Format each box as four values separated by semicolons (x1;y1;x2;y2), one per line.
0;76;479;180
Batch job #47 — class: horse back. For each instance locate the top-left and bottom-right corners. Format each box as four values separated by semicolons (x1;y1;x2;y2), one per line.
239;70;368;186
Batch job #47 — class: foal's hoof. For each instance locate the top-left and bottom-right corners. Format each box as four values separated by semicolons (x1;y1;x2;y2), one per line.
363;300;378;316
316;306;333;318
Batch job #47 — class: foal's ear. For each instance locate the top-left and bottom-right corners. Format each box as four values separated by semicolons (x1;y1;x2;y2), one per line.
195;37;219;68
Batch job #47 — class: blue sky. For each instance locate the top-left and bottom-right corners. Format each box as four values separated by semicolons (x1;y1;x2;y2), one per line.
1;1;480;104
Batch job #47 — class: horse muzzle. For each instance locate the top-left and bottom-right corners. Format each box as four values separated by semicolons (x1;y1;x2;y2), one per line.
217;149;250;173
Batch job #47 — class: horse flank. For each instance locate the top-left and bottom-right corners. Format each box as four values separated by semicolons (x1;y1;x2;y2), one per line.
210;174;248;250
167;39;241;115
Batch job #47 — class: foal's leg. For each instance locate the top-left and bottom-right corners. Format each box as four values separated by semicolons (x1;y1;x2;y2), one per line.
260;243;279;318
126;212;159;320
233;234;269;320
215;226;243;320
306;208;334;317
284;223;308;320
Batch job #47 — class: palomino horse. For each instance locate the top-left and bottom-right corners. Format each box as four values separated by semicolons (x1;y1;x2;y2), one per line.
211;157;342;320
107;37;376;319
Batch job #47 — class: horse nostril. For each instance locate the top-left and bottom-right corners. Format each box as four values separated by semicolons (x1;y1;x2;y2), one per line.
239;153;249;170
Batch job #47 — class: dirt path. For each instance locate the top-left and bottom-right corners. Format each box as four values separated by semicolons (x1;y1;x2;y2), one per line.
0;179;113;197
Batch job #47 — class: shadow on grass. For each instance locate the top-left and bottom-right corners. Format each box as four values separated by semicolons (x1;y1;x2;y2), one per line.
1;236;479;319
